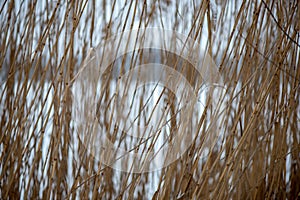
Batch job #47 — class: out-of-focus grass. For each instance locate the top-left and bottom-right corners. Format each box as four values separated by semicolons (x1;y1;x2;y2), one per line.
0;0;299;199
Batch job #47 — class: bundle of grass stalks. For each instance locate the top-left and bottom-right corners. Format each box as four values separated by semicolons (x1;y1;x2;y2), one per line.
0;0;299;199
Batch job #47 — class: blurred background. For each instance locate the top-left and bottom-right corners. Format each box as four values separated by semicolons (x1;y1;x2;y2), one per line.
0;0;299;199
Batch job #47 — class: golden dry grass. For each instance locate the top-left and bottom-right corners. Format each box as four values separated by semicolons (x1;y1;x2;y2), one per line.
0;0;299;199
